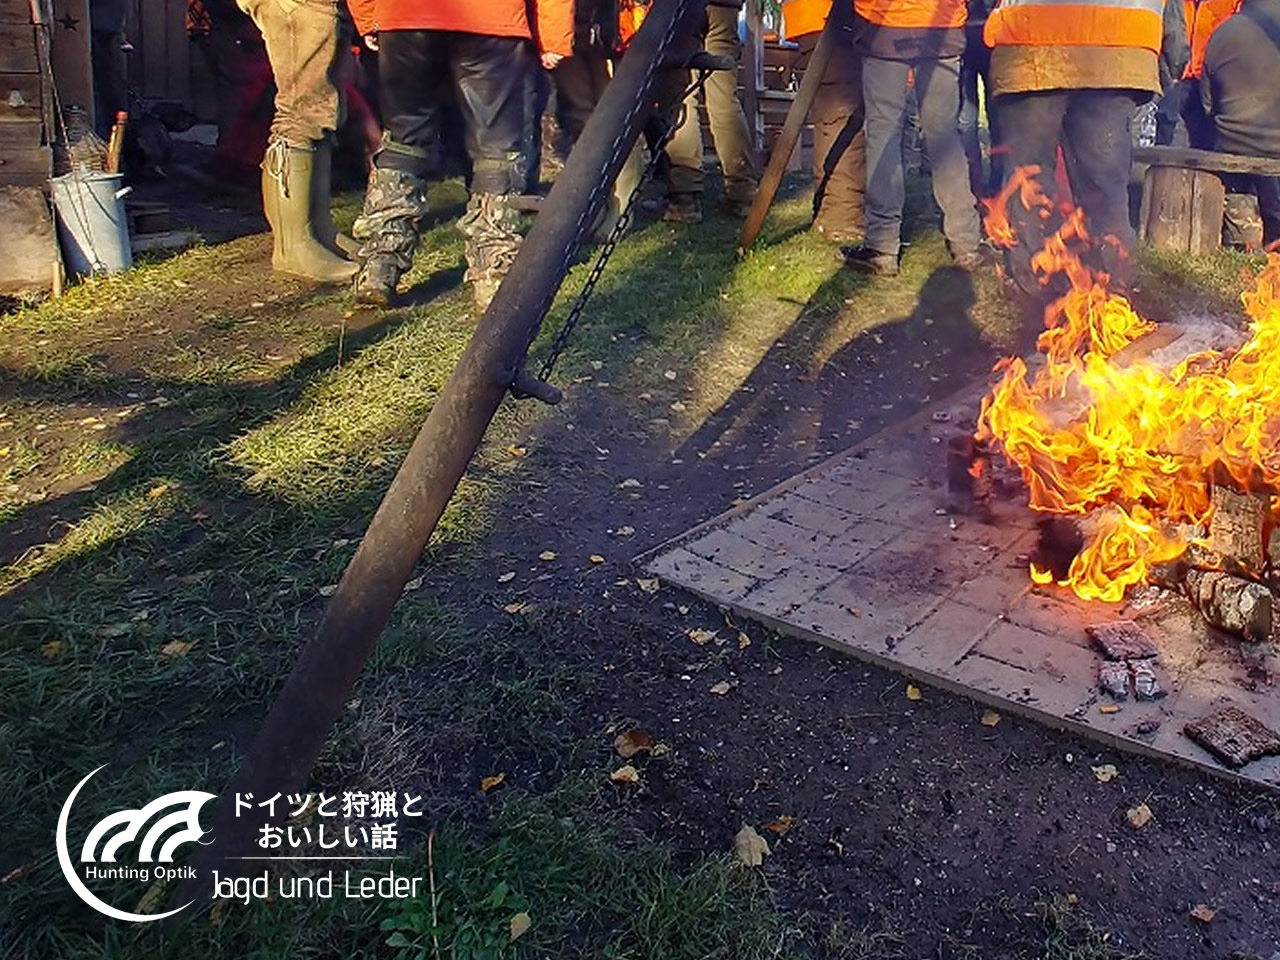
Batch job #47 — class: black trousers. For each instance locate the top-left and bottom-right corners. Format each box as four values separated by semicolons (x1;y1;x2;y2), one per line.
376;30;532;195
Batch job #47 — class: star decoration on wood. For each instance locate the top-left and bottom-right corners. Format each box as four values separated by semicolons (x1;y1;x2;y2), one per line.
57;13;78;30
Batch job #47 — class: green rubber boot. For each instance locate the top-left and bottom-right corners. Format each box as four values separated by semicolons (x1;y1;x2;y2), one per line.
311;139;358;257
261;141;356;283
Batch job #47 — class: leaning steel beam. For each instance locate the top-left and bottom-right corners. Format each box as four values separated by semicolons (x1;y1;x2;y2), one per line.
737;3;848;253
171;0;709;911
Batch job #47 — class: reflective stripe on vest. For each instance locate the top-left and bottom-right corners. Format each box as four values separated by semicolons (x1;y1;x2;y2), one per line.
855;0;967;30
984;0;1165;52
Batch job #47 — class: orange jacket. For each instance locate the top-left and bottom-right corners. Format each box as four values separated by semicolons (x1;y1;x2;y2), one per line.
985;0;1166;53
347;0;575;58
783;0;831;37
1183;0;1242;76
852;0;967;57
854;0;966;30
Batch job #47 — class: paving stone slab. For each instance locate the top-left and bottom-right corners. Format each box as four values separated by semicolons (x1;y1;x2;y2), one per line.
645;380;1280;793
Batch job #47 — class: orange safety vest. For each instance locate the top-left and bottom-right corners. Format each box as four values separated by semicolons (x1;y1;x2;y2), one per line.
782;0;831;38
985;0;1166;52
617;0;649;51
1183;0;1242;77
854;0;966;30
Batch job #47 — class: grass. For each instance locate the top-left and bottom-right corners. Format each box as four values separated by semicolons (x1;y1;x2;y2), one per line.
0;171;1243;958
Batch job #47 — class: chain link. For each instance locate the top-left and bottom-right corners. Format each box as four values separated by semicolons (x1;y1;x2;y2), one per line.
523;66;713;389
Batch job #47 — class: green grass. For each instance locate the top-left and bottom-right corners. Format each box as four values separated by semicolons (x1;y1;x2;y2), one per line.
0;172;1218;958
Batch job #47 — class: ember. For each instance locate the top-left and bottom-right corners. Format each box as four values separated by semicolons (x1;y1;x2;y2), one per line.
976;167;1280;611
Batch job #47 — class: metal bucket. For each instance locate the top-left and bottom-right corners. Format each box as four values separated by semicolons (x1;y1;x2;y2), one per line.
50;170;132;278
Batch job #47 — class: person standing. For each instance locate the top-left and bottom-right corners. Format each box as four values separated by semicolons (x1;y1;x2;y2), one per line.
985;0;1168;296
841;0;984;276
346;0;573;308
236;0;357;282
1201;0;1280;246
664;0;760;223
959;0;1001;198
783;0;866;243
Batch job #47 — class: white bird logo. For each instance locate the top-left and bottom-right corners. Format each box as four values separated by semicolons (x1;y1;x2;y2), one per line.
57;765;216;922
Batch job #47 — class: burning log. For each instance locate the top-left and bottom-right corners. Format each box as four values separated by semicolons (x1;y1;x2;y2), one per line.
1183;568;1274;642
1207;484;1268;575
946;436;993;520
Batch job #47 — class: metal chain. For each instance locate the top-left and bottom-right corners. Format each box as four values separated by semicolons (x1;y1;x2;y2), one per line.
526;66;713;386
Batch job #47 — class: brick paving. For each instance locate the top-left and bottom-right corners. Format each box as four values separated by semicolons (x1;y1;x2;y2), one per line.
648;381;1280;791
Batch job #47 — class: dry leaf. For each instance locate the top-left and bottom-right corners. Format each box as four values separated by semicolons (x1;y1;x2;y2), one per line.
146;484;170;500
1092;764;1119;783
616;526;635;537
1099;704;1122;714
98;622;131;638
403;576;424;593
41;640;64;660
133;879;168;914
610;764;641;784
637;578;660;595
1;861;33;883
733;824;770;867
507;445;528;458
209;899;228;927
764;816;794;836
980;710;1001;727
319;584;338;597
651;743;670;757
688;628;718;646
709;680;732;696
160;641;194;660
618;478;642;489
905;684;923;701
1126;803;1153;829
538;550;557;561
738;632;751;650
503;602;528;614
589;555;605;564
1190;903;1215;923
614;729;655;759
480;773;505;793
498;571;516;583
510;912;531;941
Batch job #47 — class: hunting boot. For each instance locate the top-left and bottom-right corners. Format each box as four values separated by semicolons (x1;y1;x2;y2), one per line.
458;192;522;311
261;141;357;283
311;137;358;258
352;166;428;307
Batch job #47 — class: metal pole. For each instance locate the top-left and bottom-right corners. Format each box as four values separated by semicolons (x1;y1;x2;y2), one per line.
737;2;848;253
170;0;709;912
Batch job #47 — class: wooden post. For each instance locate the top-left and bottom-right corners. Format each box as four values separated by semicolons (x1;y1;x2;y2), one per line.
742;0;764;155
1139;165;1226;254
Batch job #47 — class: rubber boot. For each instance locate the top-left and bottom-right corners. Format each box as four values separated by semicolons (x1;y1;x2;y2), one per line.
262;142;357;283
311;139;359;257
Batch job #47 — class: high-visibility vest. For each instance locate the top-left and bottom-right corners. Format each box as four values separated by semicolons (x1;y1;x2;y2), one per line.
1183;0;1242;76
984;0;1166;53
855;0;967;30
783;0;831;38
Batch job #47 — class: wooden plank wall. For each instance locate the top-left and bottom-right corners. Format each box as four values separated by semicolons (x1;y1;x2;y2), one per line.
125;0;217;120
1;0;52;186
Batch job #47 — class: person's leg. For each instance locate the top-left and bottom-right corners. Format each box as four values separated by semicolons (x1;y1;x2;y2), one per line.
916;56;982;260
959;29;984;199
1252;176;1280;248
1062;89;1139;288
859;56;912;259
451;32;534;308
993;90;1068;297
351;29;444;305
700;4;758;211
798;26;865;241
237;0;353;280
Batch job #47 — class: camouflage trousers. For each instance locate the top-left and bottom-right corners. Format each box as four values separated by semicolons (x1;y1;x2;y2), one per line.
456;192;522;285
352;167;428;284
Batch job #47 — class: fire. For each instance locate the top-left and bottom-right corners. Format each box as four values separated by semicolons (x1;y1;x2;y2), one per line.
977;171;1280;602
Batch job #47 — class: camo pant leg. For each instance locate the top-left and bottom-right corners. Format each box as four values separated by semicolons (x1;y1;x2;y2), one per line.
352;164;428;280
456;192;523;286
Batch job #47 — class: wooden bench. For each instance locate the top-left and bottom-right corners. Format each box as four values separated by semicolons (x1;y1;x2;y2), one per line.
1135;145;1280;254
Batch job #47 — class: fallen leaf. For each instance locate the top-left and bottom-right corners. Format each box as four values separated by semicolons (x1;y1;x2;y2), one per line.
637;578;660;595
1099;704;1122;714
538;550;557;561
209;899;228;927
41;640;64;659
160;641;194;659
616;526;635;537
614;729;655;759
738;631;751;650
98;622;131;638
1066;892;1079;906
688;628;718;646
1190;903;1216;923
651;743;670;757
503;602;528;614
1;861;33;883
510;912;531;941
618;478;642;489
610;764;641;784
905;684;923;701
709;680;732;696
1092;764;1119;783
498;571;516;583
677;605;689;615
764;816;794;836
1126;803;1153;829
733;824;770;867
402;576;423;593
980;710;1001;727
319;584;338;597
589;554;605;564
146;484;170;500
480;773;505;793
133;879;167;914
507;445;528;458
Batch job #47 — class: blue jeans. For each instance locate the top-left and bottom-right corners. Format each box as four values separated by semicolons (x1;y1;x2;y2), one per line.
862;55;981;256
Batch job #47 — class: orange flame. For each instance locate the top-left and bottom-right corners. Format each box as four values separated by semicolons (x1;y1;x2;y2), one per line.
977;170;1280;602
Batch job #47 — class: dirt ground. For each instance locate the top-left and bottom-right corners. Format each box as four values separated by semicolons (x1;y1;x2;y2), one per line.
3;168;1278;959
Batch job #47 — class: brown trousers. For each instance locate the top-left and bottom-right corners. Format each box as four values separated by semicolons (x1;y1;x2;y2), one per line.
796;26;865;233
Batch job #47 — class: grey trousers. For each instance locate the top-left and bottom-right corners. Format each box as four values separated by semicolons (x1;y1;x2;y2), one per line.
862;55;980;256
